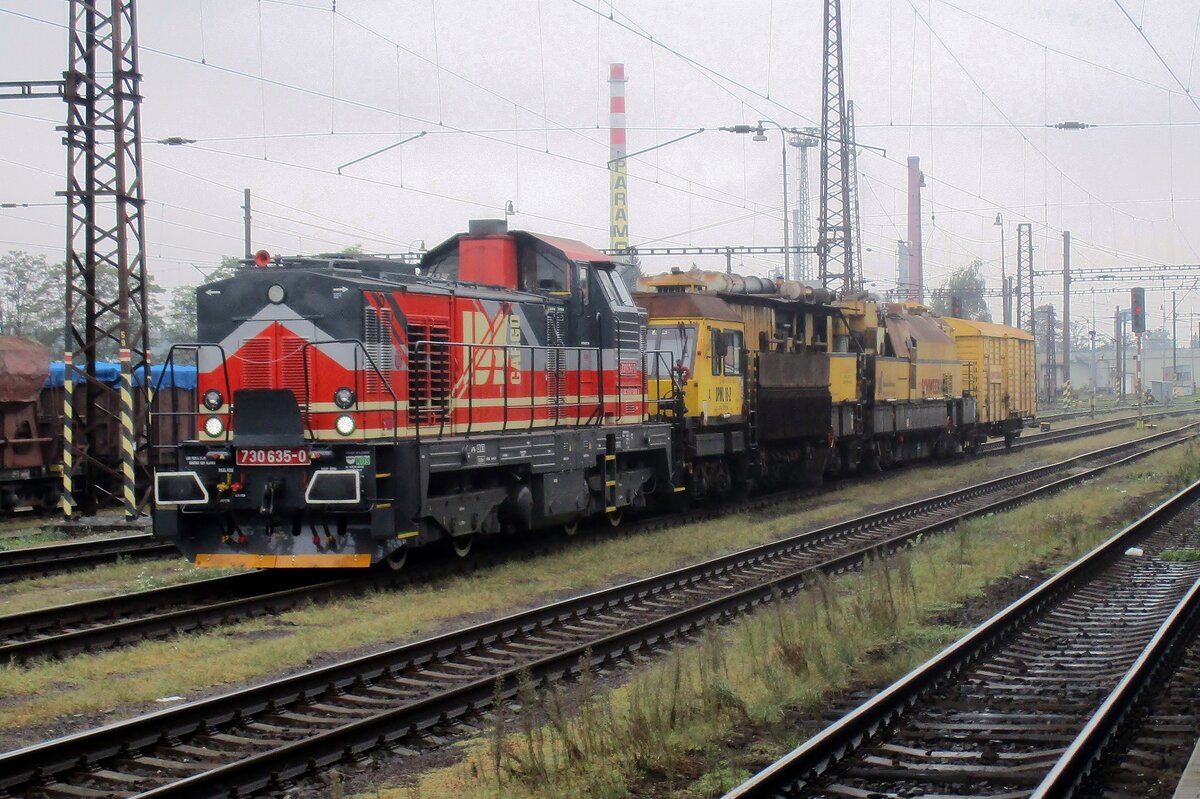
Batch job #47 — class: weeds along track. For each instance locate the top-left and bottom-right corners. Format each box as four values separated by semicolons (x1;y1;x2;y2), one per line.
724;479;1200;799
3;413;1196;669
0;430;1193;799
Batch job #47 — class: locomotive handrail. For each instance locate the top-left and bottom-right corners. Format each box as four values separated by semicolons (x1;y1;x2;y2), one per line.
410;341;614;441
155;344;234;451
642;348;685;420
299;339;400;444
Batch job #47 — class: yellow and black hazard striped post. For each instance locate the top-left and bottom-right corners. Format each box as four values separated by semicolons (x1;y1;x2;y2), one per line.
1061;379;1073;410
118;347;137;519
60;352;74;518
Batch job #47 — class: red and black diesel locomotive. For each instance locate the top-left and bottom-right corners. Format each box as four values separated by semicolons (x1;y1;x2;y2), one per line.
154;220;677;568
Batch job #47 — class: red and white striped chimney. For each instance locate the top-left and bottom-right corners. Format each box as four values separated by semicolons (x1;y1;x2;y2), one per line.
609;63;629;251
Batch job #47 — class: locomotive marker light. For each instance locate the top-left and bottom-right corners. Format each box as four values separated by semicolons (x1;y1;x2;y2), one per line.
335;415;356;436
267;284;286;304
1132;287;1145;428
334;387;356;409
202;389;223;411
203;416;225;438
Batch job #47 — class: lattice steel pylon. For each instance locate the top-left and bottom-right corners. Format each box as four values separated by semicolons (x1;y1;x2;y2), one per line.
791;129;818;283
61;0;150;518
1016;222;1034;336
818;0;855;295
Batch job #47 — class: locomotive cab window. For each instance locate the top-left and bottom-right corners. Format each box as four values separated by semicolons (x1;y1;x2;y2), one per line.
577;263;590;306
598;267;635;307
722;331;743;376
423;250;459;281
520;249;570;294
707;328;743;376
646;324;696;379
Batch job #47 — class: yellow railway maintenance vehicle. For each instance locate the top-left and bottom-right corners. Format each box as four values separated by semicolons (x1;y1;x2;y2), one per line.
636;268;1035;497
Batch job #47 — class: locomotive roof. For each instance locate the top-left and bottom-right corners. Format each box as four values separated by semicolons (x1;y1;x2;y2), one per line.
634;291;742;323
213;255;555;305
420;228;615;267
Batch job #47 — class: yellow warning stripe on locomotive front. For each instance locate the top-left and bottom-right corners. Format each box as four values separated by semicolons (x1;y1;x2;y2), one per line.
196;553;372;569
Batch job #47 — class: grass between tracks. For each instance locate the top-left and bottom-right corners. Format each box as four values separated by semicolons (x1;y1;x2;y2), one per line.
0;422;1191;746
365;441;1200;799
0;560;248;617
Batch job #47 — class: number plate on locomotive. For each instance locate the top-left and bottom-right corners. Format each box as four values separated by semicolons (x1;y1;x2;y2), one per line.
235;448;311;466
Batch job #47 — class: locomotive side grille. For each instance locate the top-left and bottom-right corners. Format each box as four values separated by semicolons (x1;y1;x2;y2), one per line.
237;339;272;389
616;318;642;350
278;343;309;414
545;307;566;420
363;304;396;394
407;316;451;426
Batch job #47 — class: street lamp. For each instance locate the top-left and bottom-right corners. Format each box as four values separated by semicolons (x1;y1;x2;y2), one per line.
721;121;800;281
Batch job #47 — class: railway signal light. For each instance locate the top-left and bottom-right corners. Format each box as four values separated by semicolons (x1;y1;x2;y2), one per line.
1131;287;1146;334
951;295;963;318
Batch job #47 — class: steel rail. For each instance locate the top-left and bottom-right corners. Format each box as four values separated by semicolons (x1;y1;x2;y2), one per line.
1029;566;1200;797
0;571;342;662
0;428;1190;798
722;477;1200;799
979;405;1197;454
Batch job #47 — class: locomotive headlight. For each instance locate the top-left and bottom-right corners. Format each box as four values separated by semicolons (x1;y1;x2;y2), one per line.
203;415;225;438
202;388;223;411
267;283;286;304
335;415;356;436
333;386;355;409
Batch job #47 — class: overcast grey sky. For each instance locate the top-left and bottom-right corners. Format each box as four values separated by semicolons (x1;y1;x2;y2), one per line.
2;0;1199;332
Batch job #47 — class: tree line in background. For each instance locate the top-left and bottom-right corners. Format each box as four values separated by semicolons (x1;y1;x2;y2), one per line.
929;260;991;323
0;250;235;357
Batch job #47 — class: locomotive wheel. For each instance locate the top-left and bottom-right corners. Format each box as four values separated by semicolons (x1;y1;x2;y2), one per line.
606;509;623;527
384;547;408;571
452;535;475;558
562;518;580;537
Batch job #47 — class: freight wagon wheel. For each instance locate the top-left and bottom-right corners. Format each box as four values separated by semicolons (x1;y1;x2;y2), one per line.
384;547;408;571
452;534;475;558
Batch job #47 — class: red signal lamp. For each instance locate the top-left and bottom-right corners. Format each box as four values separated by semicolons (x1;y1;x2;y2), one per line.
254;249;272;268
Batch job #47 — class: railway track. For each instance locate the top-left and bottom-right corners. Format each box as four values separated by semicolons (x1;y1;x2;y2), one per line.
0;425;1192;799
980;405;1197;454
1032;582;1200;798
1;413;1194;668
0;533;175;582
723;477;1200;799
0;407;1191;587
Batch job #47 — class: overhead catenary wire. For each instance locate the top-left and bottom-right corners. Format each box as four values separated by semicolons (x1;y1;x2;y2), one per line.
1112;0;1200;117
2;3;1196;293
